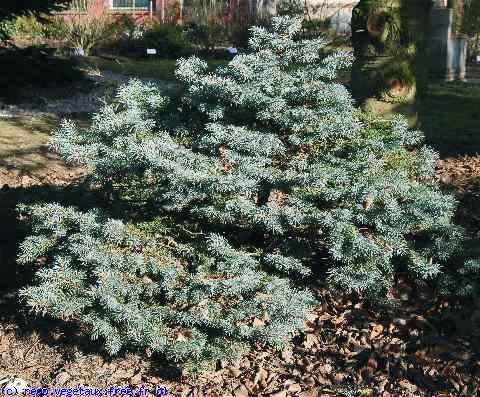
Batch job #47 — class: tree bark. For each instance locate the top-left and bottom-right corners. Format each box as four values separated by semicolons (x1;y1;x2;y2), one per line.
350;0;431;124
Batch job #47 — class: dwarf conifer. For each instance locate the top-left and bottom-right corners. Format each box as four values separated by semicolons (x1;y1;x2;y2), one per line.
18;17;463;366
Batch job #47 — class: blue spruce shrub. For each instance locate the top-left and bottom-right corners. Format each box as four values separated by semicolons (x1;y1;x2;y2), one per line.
438;259;480;298
18;17;464;365
18;203;312;366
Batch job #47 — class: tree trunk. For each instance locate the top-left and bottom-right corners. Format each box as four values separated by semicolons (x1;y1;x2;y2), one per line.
350;0;431;124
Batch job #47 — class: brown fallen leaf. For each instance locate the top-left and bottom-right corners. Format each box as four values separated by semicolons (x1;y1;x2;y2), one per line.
298;388;320;397
253;367;268;387
398;379;417;393
363;195;374;210
287;383;302;393
367;357;378;370
228;367;241;377
233;384;249;397
55;371;70;385
281;348;294;364
319;363;333;374
317;313;332;321
334;372;346;383
331;316;345;326
369;324;384;340
303;376;316;387
129;372;142;386
269;391;286;397
176;332;188;342
303;333;319;349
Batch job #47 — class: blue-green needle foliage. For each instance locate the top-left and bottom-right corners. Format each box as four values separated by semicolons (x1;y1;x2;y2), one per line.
18;17;464;365
18;203;313;366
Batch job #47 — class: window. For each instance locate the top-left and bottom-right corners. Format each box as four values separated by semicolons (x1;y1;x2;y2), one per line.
69;0;90;10
112;0;150;10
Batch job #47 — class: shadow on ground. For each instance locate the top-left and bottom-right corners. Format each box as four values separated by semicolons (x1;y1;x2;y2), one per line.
419;81;480;157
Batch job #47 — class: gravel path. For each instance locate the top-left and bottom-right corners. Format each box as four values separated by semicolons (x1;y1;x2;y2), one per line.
0;70;179;119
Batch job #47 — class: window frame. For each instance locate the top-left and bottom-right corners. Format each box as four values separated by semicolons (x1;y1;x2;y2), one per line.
110;0;151;11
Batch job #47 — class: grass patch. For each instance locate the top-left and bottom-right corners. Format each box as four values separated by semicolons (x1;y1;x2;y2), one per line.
0;114;91;176
79;56;228;80
420;81;480;156
0;116;53;167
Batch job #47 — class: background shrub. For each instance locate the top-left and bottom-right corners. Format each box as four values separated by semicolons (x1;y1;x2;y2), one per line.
185;21;227;53
104;15;147;57
182;0;229;52
11;15;45;38
0;19;20;39
62;13;117;56
0;14;70;44
141;23;191;58
276;0;304;16
226;15;272;49
41;15;70;40
463;0;480;59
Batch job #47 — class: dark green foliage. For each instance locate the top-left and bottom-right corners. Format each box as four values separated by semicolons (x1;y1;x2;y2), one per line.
185;22;227;52
142;23;192;58
0;14;69;40
41;16;70;40
439;258;480;297
463;0;480;58
0;19;19;38
0;0;70;22
182;0;229;53
0;0;70;40
0;45;84;100
300;19;331;40
103;15;146;57
95;20;192;59
463;0;480;35
227;16;271;50
276;0;304;16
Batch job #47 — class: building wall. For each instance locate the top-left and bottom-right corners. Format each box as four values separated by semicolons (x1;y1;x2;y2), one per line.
306;0;358;33
60;0;358;31
59;0;181;24
307;0;357;18
250;0;358;33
